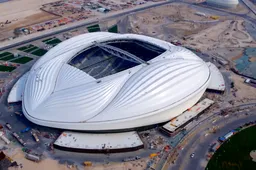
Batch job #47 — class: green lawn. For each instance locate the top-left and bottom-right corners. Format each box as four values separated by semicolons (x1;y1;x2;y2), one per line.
206;125;256;170
108;25;118;33
12;57;33;64
0;52;12;58
31;49;48;56
23;46;39;53
0;65;16;72
0;55;15;61
45;38;62;45
17;44;35;51
87;24;101;32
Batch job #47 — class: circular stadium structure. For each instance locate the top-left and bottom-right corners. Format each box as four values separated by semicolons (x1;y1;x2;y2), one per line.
206;0;239;8
18;32;211;131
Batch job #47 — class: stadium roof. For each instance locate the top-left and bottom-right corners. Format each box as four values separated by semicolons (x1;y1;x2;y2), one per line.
9;33;213;131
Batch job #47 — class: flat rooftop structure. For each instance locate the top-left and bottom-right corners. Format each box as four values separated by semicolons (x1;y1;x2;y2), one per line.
207;62;225;92
54;131;144;153
162;98;214;132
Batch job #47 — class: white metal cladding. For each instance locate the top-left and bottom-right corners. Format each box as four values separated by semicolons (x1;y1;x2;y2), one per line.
206;0;239;8
22;32;211;131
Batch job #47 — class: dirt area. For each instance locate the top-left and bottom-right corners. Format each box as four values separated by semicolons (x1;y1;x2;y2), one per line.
249;57;256;62
185;20;256;52
125;3;255;51
127;3;227;41
0;11;58;40
86;159;148;170
231;73;256;100
3;12;58;31
165;21;211;37
0;0;59;21
4;148;74;170
0;0;60;40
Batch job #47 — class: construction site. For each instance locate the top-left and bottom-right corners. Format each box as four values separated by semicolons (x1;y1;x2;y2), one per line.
104;2;256;79
0;0;164;42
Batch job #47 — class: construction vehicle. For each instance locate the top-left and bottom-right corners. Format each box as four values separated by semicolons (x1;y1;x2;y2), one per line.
12;132;26;146
210;16;219;20
25;153;40;162
0;131;10;144
83;161;92;166
149;153;158;158
32;132;39;142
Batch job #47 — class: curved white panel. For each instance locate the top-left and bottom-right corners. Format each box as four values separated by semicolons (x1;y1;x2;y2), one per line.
8;72;29;103
55;64;95;92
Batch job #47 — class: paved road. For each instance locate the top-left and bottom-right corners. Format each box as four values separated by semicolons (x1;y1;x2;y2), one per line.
241;0;256;16
169;108;256;170
2;0;256;51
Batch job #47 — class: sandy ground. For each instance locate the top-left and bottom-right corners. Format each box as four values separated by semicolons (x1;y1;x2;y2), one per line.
85;159;148;170
231;73;256;100
0;0;60;40
0;11;58;40
210;48;244;61
7;148;76;170
128;3;224;41
3;146;149;170
185;20;256;51
249;57;256;62
0;0;60;21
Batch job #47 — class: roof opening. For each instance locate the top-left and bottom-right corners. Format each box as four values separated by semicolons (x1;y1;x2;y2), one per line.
69;39;166;79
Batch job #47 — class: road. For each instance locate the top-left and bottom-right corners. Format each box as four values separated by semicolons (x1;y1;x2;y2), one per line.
169;108;256;170
2;0;256;51
241;0;256;16
0;0;175;51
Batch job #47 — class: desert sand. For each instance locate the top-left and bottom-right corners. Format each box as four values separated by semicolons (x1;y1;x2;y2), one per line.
8;148;76;170
0;0;59;21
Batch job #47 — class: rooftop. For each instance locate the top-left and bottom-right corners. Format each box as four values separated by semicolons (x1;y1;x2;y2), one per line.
54;131;143;150
163;98;214;132
207;62;225;91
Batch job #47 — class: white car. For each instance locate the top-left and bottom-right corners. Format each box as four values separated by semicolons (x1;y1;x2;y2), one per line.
190;153;195;158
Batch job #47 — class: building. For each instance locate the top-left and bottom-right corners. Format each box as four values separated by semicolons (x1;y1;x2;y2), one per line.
9;33;214;131
160;98;214;136
206;0;239;8
54;131;143;153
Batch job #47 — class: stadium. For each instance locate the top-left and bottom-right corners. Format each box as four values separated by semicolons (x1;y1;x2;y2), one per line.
9;32;212;131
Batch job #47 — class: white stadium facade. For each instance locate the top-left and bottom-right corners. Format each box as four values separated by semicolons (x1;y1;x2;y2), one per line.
9;32;218;131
